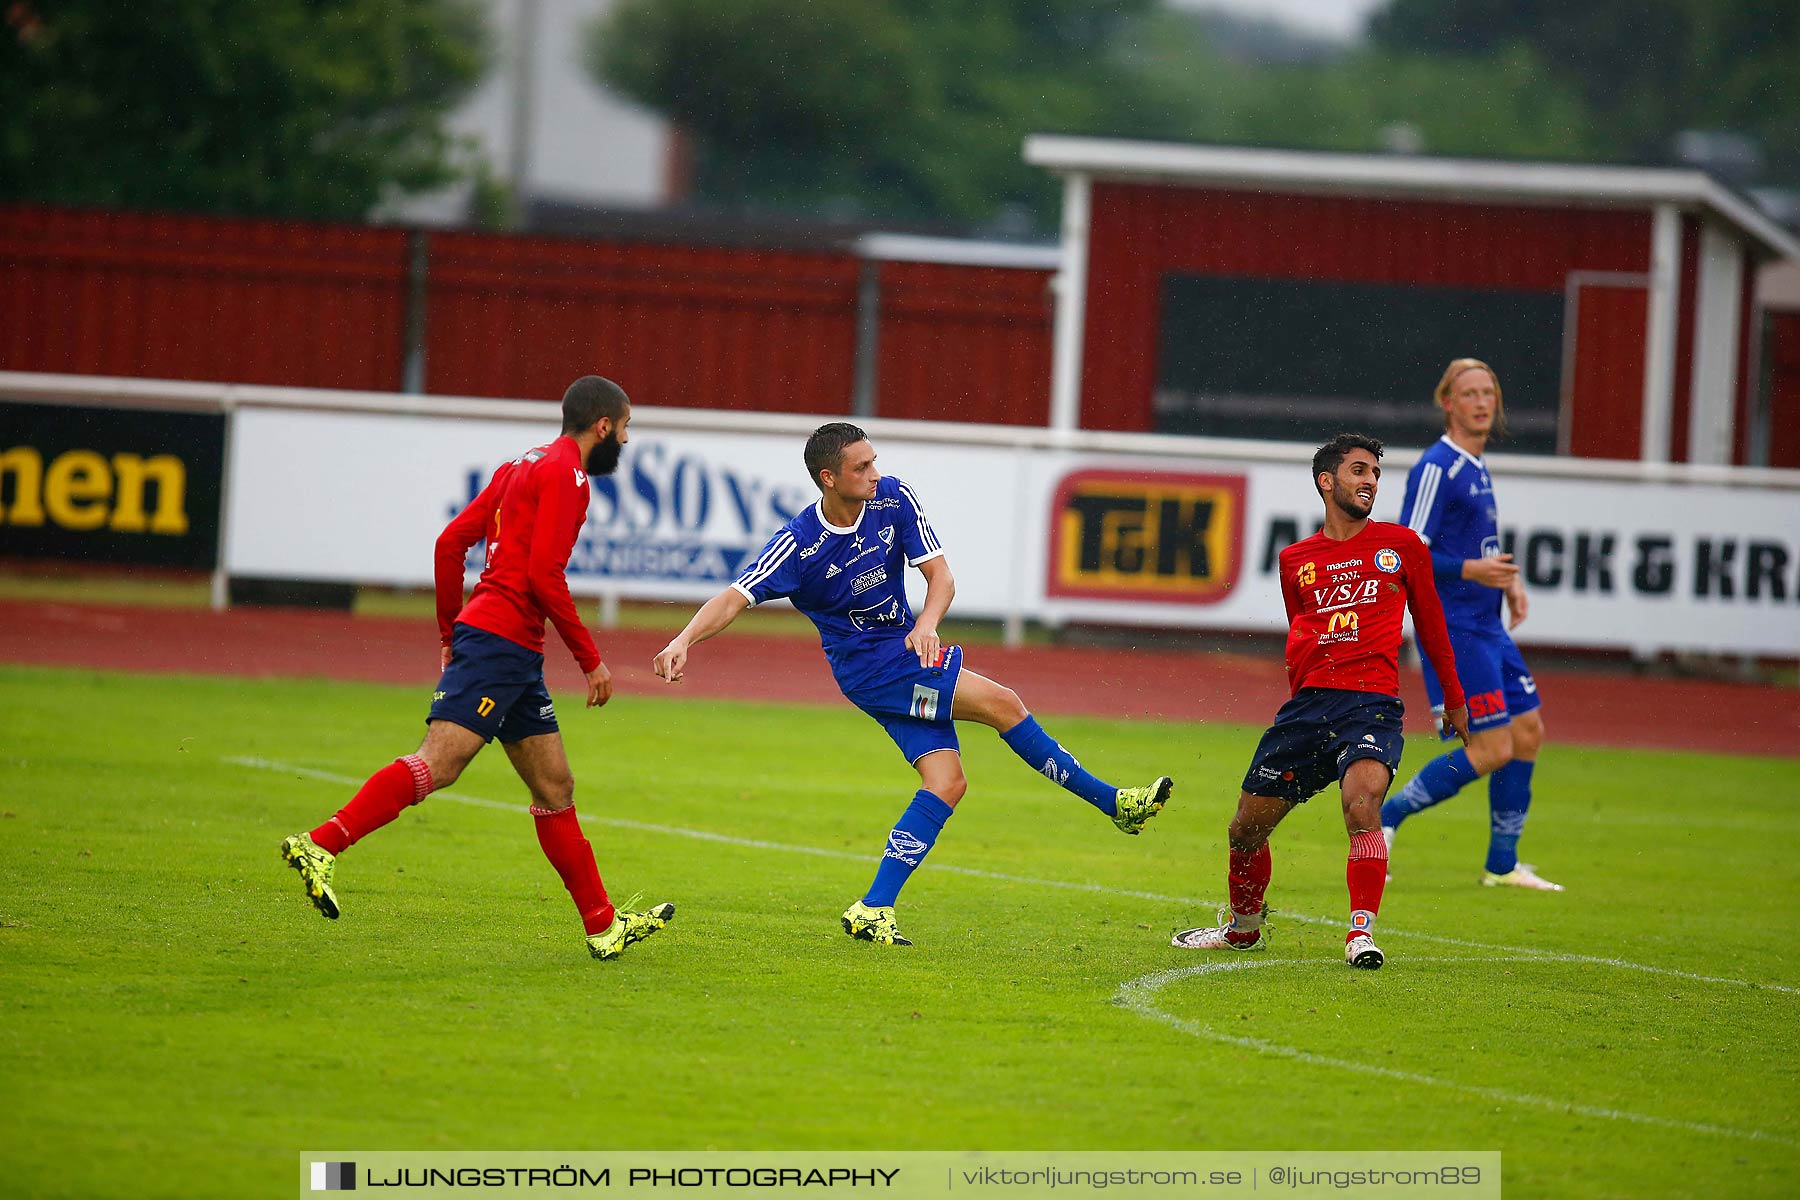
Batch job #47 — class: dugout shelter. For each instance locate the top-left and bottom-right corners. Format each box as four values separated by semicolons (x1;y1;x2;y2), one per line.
1025;136;1799;465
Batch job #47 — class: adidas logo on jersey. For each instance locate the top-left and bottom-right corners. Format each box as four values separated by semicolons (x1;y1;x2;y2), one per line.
825;564;841;578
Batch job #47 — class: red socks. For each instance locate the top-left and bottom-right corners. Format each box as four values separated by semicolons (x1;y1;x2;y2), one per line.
310;754;433;855
1228;843;1272;915
1226;843;1272;945
1346;828;1389;940
1221;833;1388;946
308;757;612;936
532;805;614;935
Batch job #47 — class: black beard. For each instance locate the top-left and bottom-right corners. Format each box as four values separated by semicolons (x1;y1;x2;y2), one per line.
586;433;623;476
1334;482;1373;520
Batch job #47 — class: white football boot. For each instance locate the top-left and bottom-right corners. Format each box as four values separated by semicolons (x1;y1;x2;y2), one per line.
1345;933;1384;970
1482;862;1564;891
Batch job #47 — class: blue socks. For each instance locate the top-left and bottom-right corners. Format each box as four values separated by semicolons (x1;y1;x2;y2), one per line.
1381;748;1476;829
862;790;955;908
1000;715;1117;815
1381;749;1536;875
1486;760;1534;874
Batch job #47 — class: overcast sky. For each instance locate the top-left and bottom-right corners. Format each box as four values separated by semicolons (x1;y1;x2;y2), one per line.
1169;0;1390;41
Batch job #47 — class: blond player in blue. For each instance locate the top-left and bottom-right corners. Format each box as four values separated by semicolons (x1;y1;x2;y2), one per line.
653;423;1174;946
1381;359;1563;891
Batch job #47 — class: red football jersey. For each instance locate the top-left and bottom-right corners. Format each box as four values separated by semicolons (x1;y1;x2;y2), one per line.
1277;521;1464;709
434;435;602;673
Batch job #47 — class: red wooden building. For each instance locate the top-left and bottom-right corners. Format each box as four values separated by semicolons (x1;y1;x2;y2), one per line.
0;207;1056;427
1758;261;1800;469
1025;137;1799;464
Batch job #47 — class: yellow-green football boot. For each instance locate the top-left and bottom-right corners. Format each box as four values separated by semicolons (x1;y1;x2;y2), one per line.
280;832;340;919
841;900;913;946
1113;775;1174;835
586;901;676;960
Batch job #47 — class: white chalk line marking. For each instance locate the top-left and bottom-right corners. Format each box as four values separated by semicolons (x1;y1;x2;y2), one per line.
234;755;1800;999
1116;957;1797;1147
242;754;1799;1141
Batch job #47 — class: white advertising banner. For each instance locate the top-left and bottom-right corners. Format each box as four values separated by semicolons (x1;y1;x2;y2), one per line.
1026;453;1800;656
225;406;1800;657
224;407;1032;612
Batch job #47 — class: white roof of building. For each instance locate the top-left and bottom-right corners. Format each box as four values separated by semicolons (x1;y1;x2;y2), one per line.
855;233;1061;270
1024;135;1799;261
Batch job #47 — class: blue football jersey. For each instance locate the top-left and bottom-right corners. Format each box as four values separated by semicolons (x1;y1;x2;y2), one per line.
1400;435;1504;631
730;475;945;692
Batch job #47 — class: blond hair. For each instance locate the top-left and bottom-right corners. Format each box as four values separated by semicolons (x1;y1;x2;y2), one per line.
1434;358;1506;437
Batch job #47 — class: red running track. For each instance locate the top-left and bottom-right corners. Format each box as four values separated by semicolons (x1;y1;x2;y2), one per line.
3;600;1797;757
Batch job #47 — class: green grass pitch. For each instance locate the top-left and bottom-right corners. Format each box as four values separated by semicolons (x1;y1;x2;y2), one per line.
1;663;1796;1198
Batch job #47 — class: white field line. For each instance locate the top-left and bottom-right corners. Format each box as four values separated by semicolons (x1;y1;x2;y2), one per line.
233;755;1800;998
1116;958;1797;1148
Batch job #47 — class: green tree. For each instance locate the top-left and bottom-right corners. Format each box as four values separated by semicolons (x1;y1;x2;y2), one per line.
592;0;1157;227
1370;0;1800;180
0;0;487;220
1122;9;1599;162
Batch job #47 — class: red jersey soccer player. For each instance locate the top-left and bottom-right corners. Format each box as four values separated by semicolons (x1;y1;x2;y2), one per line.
280;376;674;961
1173;433;1469;969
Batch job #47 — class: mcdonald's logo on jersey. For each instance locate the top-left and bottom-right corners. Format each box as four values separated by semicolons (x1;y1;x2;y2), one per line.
1321;609;1361;645
1328;611;1359;632
1046;470;1245;604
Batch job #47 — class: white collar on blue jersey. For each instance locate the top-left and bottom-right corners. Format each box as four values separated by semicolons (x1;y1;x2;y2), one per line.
814;498;866;535
1438;434;1485;469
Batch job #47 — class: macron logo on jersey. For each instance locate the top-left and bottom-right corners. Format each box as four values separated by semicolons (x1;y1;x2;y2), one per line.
574;468;587;487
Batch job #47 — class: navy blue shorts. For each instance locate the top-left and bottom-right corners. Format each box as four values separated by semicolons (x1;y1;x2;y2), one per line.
427;624;560;744
841;644;964;765
1241;687;1405;803
1419;625;1541;738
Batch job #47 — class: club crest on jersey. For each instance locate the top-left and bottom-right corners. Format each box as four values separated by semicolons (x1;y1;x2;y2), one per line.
879;527;894;547
1374;548;1401;573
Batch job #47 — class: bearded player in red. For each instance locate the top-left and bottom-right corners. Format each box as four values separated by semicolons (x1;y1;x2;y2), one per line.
280;376;674;961
1173;433;1469;969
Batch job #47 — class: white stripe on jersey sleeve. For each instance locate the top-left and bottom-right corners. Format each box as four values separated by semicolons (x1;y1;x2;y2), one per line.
741;529;796;580
1407;462;1443;545
897;481;942;556
733;530;797;603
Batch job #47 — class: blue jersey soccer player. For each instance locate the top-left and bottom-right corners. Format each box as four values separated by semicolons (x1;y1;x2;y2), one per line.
652;422;1174;946
1381;358;1563;891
